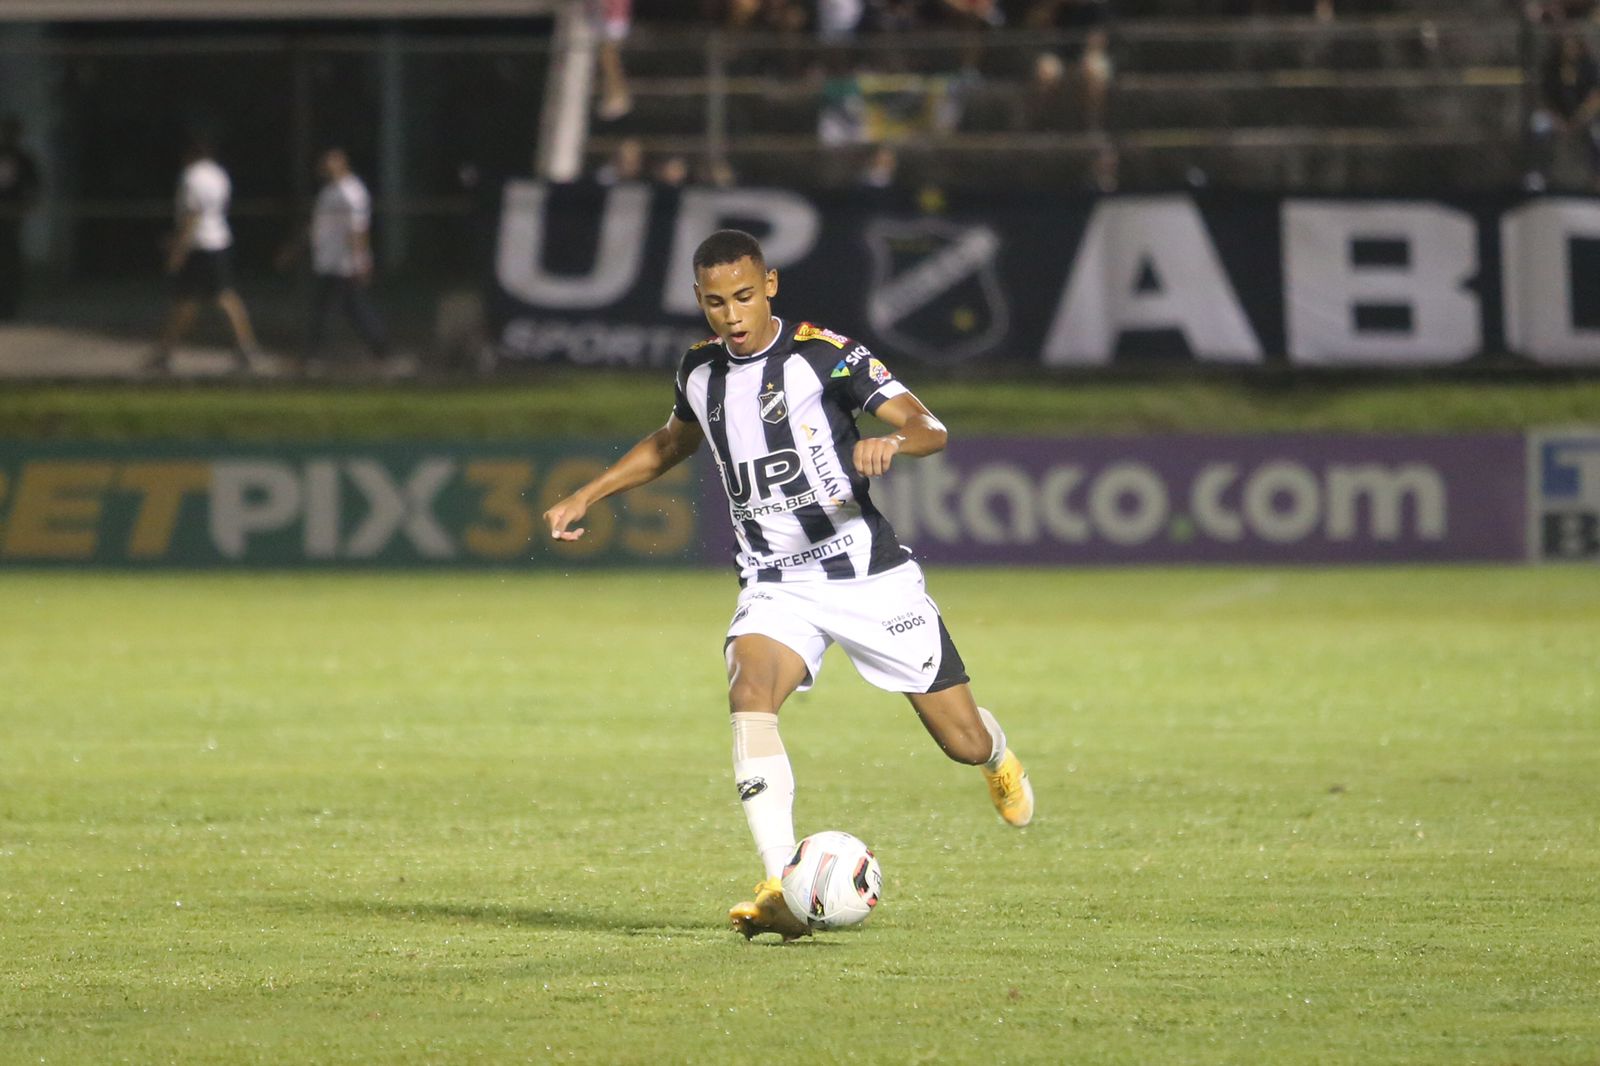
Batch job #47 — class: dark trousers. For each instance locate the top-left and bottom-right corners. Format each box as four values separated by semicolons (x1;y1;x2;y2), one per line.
308;273;388;359
0;221;24;321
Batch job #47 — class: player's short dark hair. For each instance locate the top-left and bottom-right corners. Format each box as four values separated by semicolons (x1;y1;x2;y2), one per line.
693;229;766;275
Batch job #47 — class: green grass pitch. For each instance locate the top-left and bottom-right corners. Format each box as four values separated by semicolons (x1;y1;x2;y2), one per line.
3;567;1597;1064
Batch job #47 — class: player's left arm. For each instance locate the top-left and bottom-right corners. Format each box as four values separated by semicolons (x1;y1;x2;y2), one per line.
853;393;948;478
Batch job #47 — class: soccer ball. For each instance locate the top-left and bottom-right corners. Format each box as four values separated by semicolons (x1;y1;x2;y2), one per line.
780;830;883;931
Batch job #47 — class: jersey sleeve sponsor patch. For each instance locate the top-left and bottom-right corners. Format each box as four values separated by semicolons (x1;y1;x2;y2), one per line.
831;359;851;378
867;357;893;385
794;322;850;349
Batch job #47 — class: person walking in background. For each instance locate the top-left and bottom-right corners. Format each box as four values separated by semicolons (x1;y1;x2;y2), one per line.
148;138;261;374
294;148;388;371
0;115;41;322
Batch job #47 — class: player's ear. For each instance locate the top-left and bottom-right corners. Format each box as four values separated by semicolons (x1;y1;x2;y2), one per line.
692;280;703;307
765;269;778;297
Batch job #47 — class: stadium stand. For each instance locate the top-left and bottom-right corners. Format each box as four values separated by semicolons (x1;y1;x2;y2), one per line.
594;0;1527;192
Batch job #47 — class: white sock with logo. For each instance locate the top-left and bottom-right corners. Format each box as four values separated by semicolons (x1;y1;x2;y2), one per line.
977;706;1007;772
731;711;797;881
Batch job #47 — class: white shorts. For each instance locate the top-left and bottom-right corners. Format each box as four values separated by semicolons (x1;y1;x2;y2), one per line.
724;561;969;694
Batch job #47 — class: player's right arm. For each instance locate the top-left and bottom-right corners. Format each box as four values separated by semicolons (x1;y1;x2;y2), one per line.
542;414;704;541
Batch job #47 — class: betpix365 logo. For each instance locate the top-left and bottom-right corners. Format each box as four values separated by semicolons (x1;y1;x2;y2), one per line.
1531;430;1600;561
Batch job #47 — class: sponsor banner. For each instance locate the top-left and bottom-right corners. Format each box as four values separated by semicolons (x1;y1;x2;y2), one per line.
697;434;1526;566
1528;428;1600;562
491;183;1600;370
0;442;699;567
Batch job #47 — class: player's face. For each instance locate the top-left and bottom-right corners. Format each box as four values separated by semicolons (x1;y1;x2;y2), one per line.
694;256;779;356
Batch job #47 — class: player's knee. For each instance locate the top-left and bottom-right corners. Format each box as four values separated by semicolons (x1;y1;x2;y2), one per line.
727;675;776;715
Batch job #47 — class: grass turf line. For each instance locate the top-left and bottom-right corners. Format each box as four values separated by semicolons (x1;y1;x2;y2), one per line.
2;568;1597;1064
3;376;1600;439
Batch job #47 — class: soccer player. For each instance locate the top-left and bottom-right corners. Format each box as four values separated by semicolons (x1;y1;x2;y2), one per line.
542;229;1033;941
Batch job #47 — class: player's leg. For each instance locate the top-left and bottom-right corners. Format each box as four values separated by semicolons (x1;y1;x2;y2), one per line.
723;605;826;941
726;633;809;879
826;562;1034;827
906;683;1033;828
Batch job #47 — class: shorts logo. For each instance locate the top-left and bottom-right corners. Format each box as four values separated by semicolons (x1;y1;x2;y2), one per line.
882;612;926;635
737;777;768;801
921;655;935;671
731;604;751;625
759;386;787;424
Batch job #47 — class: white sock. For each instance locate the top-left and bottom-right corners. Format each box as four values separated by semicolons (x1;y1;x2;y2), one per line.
731;711;796;880
977;706;1007;772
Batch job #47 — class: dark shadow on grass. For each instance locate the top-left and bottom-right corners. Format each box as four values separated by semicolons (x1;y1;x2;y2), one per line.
304;897;721;938
265;896;847;946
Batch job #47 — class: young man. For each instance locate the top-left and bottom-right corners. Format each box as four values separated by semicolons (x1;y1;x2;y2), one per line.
542;229;1032;941
148;139;260;375
305;148;388;367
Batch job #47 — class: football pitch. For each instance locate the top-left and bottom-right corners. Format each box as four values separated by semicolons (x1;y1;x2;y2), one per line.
3;566;1597;1065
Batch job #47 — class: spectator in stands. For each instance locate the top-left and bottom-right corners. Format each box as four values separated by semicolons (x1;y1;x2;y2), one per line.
921;0;1005;28
1081;27;1113;130
860;143;900;187
1020;51;1074;131
1527;31;1600;190
818;0;865;38
1522;0;1596;25
0;114;40;322
593;0;634;120
718;0;809;31
700;155;740;187
1018;0;1108;30
148;138;261;375
1086;140;1120;193
596;137;646;184
654;153;692;185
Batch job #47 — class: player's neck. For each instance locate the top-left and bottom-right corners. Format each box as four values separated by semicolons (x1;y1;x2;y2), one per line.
735;317;782;360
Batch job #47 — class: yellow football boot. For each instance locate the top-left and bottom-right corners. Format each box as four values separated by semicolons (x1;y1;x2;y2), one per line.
729;877;811;941
983;749;1034;827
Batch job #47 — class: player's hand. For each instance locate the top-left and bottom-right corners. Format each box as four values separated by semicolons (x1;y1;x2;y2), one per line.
853;435;902;478
542;495;589;541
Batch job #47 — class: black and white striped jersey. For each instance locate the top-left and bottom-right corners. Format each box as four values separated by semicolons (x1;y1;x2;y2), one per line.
674;317;913;585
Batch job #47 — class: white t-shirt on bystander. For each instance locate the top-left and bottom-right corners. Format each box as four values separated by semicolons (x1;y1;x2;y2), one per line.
312;173;372;278
177;159;232;252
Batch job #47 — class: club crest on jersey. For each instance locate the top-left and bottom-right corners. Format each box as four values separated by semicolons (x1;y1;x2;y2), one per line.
831;360;851;378
794;322;849;349
759;386;788;424
864;217;1010;364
